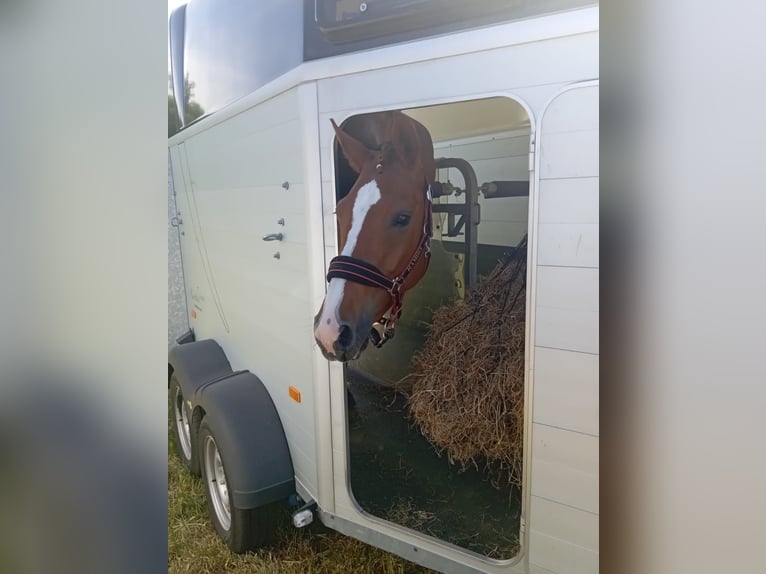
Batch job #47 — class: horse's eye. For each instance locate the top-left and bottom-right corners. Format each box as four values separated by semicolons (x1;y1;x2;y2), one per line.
392;212;411;227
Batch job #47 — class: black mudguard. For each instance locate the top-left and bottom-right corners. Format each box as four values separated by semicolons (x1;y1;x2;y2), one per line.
168;339;295;509
195;371;295;508
168;339;232;394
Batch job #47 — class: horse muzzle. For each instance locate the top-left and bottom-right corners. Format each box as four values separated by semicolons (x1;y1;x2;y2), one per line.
313;313;370;362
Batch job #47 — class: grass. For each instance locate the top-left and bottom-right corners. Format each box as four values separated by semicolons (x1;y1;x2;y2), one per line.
168;431;436;574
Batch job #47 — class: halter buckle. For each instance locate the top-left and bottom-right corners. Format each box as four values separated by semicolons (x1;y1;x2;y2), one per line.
369;321;395;348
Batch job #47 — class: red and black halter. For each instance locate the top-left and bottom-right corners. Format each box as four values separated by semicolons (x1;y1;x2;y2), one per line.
326;181;433;348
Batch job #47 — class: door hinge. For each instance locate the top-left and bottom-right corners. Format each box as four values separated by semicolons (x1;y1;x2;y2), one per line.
528;139;536;172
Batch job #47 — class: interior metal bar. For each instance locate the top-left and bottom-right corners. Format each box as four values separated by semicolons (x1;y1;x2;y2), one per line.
433;157;480;289
480;180;529;198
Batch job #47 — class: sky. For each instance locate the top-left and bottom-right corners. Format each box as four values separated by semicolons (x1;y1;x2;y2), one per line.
167;1;186;73
168;0;186;18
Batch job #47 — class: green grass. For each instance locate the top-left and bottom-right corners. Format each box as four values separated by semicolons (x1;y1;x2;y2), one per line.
168;433;436;574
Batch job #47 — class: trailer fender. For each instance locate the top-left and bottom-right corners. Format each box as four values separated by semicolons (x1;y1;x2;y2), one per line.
196;371;295;509
168;339;233;394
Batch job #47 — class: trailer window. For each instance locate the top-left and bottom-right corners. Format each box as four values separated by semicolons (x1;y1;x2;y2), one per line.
340;97;530;560
170;0;303;131
307;0;598;59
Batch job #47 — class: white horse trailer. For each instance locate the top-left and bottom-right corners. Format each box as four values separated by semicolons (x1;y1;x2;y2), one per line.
168;2;598;573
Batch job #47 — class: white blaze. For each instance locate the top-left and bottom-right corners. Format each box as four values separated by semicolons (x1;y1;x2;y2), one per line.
315;181;381;354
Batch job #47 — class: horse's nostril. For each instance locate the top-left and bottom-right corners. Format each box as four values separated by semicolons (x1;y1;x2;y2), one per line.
337;324;354;350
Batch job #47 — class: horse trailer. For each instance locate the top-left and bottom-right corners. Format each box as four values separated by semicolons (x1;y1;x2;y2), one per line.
168;2;598;573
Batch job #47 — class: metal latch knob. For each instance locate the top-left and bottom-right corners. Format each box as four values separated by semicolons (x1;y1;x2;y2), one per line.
262;233;283;241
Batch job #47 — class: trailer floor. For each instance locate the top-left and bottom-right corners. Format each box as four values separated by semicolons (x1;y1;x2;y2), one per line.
346;372;521;561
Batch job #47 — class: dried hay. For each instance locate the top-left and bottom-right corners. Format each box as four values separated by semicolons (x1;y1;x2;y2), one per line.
385;496;438;532
406;236;527;488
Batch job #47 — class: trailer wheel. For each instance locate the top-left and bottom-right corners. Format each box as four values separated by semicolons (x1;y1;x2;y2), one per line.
169;375;199;475
199;417;280;552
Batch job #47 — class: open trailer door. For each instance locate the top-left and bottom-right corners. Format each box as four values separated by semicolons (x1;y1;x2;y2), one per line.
527;80;599;574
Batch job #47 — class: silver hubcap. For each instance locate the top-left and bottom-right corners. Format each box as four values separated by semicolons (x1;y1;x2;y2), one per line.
204;435;231;530
174;387;192;460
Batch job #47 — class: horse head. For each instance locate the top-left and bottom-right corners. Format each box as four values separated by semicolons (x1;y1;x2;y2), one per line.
314;111;435;362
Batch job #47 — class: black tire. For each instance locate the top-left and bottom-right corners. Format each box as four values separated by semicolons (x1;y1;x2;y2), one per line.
198;416;281;553
169;375;199;475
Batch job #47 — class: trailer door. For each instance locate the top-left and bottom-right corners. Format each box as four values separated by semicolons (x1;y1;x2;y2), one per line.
528;80;599;574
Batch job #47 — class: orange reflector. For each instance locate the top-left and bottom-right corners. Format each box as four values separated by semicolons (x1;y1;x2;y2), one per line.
289;386;301;403
190;309;197;319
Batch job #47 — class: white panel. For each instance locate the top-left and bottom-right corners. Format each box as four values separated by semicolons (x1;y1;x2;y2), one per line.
199;87;300;142
538;177;598;223
539;129;599;179
201;225;307;272
530;530;599;574
537;223;599;268
207;251;311;309
319;143;333;181
221;324;314;395
533;347;599;435
541;86;599;134
530;495;599;550
531;424;599;513
186;119;304;189
214;282;313;359
323;212;336;251
192;187;308;240
434;134;530;161
535;305;598;354
284;442;316;496
317;32;599;114
529;565;558;574
512;82;578;123
321;178;335;215
536;266;598;312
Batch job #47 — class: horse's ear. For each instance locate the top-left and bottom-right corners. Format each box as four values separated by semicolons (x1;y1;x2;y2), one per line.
331;118;371;174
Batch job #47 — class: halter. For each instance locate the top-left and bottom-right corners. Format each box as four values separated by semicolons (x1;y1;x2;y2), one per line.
326;181;433;348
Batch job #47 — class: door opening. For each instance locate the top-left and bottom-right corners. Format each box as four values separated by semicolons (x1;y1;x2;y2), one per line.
334;97;531;560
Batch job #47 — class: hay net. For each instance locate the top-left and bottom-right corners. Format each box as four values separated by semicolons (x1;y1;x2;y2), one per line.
407;235;527;488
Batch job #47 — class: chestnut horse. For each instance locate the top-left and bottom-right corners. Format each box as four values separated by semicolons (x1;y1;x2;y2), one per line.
314;111;436;362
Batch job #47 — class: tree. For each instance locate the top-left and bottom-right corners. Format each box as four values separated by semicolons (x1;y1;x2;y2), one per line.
168;94;181;137
168;74;205;137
